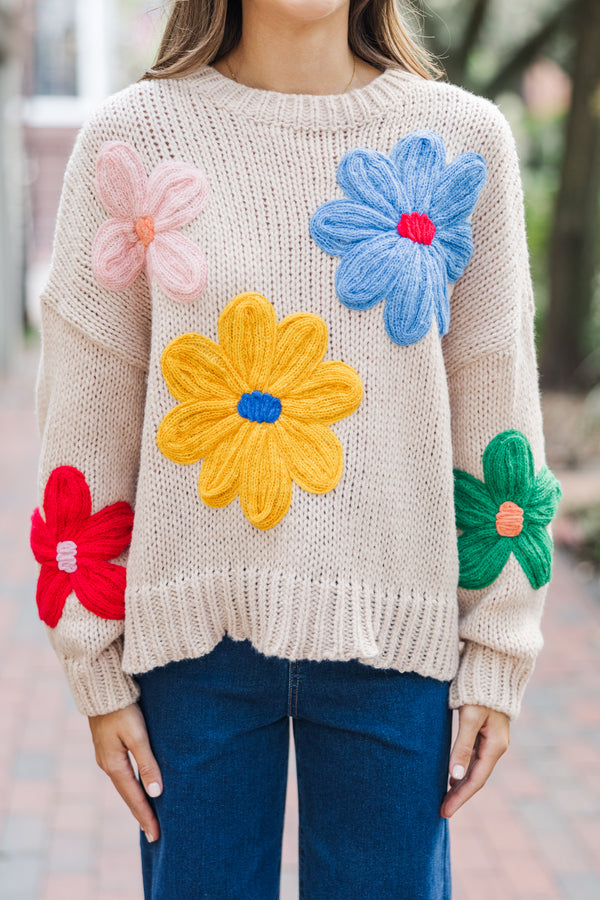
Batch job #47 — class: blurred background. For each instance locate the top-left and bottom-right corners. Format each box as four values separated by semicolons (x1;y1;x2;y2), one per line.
0;1;599;898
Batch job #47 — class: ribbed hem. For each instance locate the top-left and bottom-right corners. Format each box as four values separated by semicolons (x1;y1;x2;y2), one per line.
121;567;460;683
62;643;141;717
174;64;417;130
448;640;536;721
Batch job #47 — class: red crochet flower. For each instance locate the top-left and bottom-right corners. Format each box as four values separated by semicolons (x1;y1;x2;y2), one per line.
30;466;134;628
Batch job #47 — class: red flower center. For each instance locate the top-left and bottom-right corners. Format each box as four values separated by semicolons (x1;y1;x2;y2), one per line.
135;215;155;247
56;540;78;573
397;212;436;245
495;501;524;537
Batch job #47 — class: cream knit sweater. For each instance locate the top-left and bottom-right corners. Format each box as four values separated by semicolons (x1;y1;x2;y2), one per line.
32;63;562;720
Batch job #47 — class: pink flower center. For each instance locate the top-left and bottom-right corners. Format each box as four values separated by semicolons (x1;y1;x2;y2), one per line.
135;216;155;247
397;212;436;245
495;501;524;537
56;540;78;573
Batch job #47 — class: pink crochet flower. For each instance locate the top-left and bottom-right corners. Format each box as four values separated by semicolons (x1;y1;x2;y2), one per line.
92;141;210;303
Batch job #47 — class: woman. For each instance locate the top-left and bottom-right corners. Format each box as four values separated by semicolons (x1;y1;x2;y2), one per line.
30;0;562;897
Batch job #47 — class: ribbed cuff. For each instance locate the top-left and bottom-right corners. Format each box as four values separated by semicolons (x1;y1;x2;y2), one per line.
448;640;536;721
60;642;141;716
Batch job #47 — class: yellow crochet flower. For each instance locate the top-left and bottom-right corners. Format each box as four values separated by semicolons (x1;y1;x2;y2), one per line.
157;292;364;530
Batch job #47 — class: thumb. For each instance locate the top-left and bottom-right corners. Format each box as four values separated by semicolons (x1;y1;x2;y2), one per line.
122;715;163;799
136;749;163;799
449;706;487;781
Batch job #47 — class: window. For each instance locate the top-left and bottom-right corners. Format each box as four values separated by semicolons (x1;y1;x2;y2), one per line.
33;0;78;96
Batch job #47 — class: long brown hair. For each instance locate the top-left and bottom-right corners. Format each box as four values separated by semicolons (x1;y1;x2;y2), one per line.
138;0;441;82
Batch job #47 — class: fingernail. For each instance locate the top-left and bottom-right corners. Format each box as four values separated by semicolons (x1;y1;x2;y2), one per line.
144;831;155;843
147;782;162;798
452;764;465;779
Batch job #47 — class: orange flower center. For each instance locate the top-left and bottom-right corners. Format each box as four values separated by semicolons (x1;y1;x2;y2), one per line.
495;500;524;537
135;215;155;247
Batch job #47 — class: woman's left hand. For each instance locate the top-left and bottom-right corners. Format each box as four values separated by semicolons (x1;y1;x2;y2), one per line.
440;704;510;818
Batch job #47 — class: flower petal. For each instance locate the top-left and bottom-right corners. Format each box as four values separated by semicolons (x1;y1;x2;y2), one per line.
526;466;563;526
36;564;72;628
482;430;535;508
428;152;487;228
457;527;512;590
161;333;243;402
218;292;277;392
70;561;126;619
268;313;329;395
30;508;56;564
309;199;397;256
337;147;409;220
274;419;344;494
95;141;148;219
92;220;146;292
78;502;134;561
238;427;293;530
435;221;474;283
512;525;554;590
281;360;363;425
453;469;497;531
382;243;444;345
43;466;91;542
198;420;253;508
146;232;207;303
428;243;452;336
389;131;446;214
157;402;240;465
334;232;402;310
146;160;210;231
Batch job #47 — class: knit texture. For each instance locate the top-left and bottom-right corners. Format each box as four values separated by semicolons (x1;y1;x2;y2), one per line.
30;466;134;626
92;140;210;303
309;130;487;345
33;63;561;719
454;430;562;590
156;291;364;530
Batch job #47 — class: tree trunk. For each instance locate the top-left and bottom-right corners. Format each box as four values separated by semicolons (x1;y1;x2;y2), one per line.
446;0;491;86
540;0;600;389
482;0;576;99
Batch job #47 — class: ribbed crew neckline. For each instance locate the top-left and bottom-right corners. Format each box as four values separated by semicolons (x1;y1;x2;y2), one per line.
176;63;417;130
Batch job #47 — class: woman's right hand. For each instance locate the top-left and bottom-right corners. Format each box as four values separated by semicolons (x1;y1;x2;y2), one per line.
88;702;162;842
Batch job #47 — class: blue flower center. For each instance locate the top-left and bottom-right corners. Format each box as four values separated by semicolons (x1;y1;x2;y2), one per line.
237;390;282;423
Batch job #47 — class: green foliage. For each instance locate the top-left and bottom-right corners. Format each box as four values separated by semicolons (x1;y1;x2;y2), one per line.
492;92;565;350
522;107;565;325
568;505;600;571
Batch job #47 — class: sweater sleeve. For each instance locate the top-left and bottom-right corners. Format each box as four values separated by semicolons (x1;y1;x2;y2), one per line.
31;108;151;716
441;102;562;721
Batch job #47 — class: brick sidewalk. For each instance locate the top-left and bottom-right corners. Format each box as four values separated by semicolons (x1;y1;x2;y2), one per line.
1;342;599;899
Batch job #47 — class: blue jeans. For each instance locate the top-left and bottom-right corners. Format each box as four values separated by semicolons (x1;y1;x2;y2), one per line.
135;633;453;899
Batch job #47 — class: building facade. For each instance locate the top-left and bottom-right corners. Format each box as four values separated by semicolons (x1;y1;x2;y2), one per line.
0;0;25;372
21;0;120;327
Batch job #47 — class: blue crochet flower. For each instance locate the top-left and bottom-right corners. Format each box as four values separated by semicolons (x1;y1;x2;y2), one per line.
309;131;488;346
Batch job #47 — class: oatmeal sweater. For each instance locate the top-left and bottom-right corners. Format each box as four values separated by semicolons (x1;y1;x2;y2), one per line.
31;63;562;720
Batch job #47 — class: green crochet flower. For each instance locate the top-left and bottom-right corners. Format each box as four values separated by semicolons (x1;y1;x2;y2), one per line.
453;430;562;590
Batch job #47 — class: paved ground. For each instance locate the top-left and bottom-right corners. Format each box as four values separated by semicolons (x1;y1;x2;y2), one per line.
1;342;599;900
